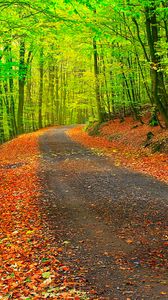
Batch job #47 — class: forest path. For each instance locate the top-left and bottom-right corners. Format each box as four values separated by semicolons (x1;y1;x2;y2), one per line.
39;126;168;300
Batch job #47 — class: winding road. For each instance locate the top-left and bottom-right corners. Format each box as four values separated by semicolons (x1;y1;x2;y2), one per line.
39;126;168;300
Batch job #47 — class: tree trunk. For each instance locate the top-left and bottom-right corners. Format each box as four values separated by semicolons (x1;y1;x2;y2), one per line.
0;84;4;143
3;80;14;138
59;63;63;124
93;38;103;122
145;5;168;126
38;48;44;129
55;64;59;122
17;39;26;134
49;65;55;124
109;54;115;115
63;68;67;124
7;44;17;136
0;52;5;143
100;44;111;117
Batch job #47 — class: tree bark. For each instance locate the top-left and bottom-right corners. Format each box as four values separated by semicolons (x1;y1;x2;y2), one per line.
0;83;4;143
38;48;44;129
49;65;55;124
93;38;103;122
100;44;111;117
7;44;17;136
0;51;5;143
145;5;168;126
17;39;26;134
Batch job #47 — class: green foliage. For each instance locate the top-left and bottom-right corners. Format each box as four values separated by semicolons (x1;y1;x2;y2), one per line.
149;117;159;127
0;0;168;143
87;122;101;136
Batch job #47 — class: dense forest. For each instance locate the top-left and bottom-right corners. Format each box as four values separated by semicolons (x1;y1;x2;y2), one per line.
0;0;168;143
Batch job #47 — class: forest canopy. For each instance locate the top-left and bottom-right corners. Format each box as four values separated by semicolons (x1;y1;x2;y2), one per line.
0;0;168;143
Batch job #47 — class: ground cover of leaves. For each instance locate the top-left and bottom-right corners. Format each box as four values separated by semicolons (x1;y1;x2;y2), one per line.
0;131;87;300
67;118;168;183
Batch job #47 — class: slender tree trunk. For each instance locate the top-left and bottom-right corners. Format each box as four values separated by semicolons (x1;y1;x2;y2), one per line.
38;48;44;129
17;39;26;134
93;38;103;122
59;63;63;124
3;81;14;138
7;44;17;136
121;63;138;118
100;44;111;117
109;55;115;115
0;83;4;143
63;69;67;124
49;65;55;124
127;57;141;120
135;52;152;103
0;52;5;143
55;64;59;122
26;66;35;132
9;72;17;136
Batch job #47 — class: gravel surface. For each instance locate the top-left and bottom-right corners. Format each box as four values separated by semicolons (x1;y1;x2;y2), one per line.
39;126;168;300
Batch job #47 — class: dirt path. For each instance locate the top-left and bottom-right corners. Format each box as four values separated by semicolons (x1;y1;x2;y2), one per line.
39;126;168;300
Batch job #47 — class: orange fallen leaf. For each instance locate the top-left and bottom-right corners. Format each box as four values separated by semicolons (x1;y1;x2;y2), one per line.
62;266;70;271
57;247;63;252
126;239;133;244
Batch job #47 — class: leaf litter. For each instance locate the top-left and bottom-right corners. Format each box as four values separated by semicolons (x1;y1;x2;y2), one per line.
0;130;88;300
67;118;168;183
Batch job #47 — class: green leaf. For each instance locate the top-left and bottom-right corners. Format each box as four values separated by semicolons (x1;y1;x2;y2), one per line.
42;271;51;279
25;277;31;282
41;257;49;263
